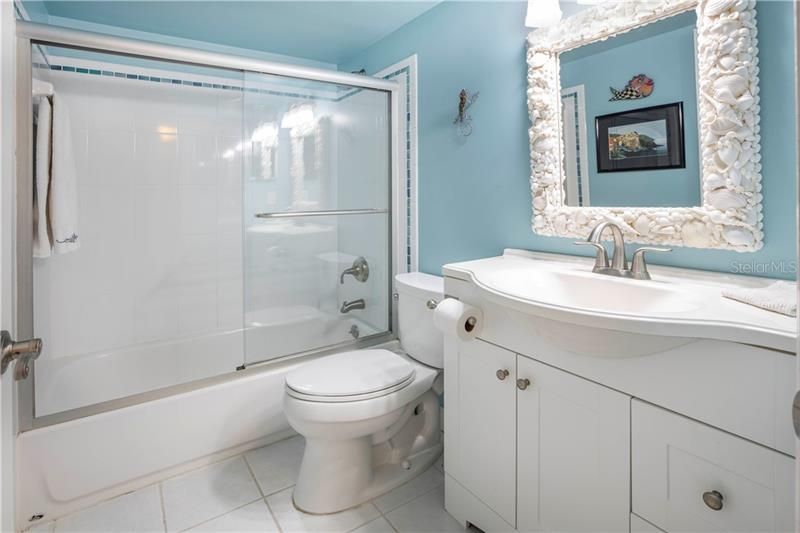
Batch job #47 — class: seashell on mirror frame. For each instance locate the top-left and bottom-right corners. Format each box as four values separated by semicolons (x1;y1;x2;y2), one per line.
527;0;763;251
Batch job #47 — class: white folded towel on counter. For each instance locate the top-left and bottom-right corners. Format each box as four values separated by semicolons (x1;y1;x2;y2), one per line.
722;280;797;317
33;92;80;258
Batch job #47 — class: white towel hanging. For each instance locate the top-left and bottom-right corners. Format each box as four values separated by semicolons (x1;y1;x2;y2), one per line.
32;86;80;258
32;78;53;98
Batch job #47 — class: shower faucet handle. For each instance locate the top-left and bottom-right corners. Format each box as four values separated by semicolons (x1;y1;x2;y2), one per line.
340;257;370;284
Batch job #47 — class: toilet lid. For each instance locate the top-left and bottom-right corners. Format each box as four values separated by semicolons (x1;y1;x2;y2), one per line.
286;349;415;398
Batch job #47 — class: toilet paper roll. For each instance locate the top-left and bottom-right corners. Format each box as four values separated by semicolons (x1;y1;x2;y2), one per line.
433;298;482;341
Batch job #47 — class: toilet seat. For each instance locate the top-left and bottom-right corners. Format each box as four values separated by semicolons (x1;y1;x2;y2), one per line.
286;349;416;403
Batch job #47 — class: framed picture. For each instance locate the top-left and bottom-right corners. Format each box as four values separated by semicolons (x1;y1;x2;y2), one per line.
595;102;685;173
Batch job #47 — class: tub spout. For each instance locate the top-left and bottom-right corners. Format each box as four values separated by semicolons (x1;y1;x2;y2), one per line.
340;299;366;313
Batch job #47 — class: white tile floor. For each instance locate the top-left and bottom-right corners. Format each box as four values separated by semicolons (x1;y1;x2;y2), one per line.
26;436;458;533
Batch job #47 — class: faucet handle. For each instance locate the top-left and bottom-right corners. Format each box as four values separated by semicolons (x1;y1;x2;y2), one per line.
630;247;671;280
573;241;609;270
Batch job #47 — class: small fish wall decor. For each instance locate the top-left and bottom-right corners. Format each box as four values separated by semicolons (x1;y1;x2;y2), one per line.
453;89;479;136
609;74;654;101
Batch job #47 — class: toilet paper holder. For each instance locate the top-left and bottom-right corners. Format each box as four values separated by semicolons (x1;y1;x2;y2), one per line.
464;316;477;332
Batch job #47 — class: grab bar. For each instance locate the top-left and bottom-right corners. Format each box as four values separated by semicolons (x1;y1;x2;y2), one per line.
255;208;388;219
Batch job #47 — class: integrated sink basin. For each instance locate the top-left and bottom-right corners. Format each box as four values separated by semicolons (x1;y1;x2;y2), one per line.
442;249;797;353
481;268;705;316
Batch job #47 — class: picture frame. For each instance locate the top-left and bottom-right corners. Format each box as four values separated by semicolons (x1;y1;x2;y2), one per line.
595;102;685;173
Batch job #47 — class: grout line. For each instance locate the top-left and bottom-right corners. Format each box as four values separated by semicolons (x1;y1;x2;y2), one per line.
263;497;284;533
241;453;266;498
158;483;168;533
176;496;264;533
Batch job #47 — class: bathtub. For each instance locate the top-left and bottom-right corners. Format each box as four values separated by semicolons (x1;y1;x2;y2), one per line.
35;307;378;417
18;315;390;530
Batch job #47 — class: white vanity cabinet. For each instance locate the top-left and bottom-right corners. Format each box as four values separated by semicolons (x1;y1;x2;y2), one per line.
516;355;631;532
441;251;796;533
446;336;795;533
452;339;517;526
446;339;631;532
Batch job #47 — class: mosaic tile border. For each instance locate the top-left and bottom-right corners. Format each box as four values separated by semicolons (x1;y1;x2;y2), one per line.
383;66;413;273
34;61;338;101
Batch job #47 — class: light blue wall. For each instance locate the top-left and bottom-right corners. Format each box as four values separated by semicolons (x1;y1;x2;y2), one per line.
341;1;797;280
560;12;700;207
16;1;337;70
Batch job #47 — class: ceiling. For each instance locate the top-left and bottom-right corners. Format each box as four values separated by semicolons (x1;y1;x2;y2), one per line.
34;1;440;65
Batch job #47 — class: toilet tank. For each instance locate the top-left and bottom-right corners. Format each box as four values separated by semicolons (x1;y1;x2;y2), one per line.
395;272;443;369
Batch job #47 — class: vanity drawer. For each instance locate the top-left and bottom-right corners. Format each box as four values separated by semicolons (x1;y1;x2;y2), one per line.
632;401;794;532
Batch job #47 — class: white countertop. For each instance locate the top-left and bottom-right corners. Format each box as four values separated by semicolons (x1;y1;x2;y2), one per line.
443;249;797;353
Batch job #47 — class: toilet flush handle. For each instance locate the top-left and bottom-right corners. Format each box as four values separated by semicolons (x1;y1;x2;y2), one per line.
426;299;438;310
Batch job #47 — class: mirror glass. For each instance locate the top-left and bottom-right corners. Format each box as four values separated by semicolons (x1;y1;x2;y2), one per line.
559;10;700;208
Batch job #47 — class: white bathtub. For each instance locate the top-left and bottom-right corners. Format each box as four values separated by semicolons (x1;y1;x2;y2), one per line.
19;331;391;531
35;307;377;417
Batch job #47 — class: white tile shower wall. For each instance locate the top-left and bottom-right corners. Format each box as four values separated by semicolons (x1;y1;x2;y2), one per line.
32;66;246;416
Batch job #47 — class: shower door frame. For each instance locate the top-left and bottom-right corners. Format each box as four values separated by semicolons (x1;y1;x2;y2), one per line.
14;21;403;431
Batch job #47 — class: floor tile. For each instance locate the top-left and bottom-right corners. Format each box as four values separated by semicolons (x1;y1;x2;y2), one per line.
351;516;396;533
385;485;462;533
186;500;278;532
373;466;444;514
266;487;380;533
23;521;54;533
55;485;164;533
243;435;305;496
161;456;261;532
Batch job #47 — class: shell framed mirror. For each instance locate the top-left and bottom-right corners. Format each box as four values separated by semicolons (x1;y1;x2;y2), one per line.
527;0;763;251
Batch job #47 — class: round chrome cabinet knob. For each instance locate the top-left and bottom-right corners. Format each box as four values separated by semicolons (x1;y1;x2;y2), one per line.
517;378;531;390
496;369;509;381
702;490;724;511
426;299;438;310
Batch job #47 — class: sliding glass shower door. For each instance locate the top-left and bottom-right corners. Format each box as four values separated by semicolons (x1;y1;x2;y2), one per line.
23;35;395;425
242;73;391;364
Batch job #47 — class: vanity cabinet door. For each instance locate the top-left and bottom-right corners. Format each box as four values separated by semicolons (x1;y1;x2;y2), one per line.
516;356;631;532
632;401;794;533
453;339;517;527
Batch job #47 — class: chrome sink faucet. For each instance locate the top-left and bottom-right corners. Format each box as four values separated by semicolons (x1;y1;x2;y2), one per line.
574;222;671;280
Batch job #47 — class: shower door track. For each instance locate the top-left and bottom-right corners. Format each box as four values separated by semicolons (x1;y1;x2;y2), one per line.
14;20;403;431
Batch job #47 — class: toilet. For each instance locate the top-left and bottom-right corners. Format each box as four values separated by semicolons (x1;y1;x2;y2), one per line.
284;272;444;514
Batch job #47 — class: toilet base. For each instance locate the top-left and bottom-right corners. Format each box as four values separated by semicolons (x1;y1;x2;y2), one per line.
293;443;442;515
291;389;442;515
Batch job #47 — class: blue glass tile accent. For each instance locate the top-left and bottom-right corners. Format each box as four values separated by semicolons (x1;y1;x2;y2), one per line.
49;65;62;71
62;66;75;72
76;68;88;74
89;69;101;75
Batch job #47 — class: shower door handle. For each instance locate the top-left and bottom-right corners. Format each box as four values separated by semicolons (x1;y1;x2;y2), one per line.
0;330;42;381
